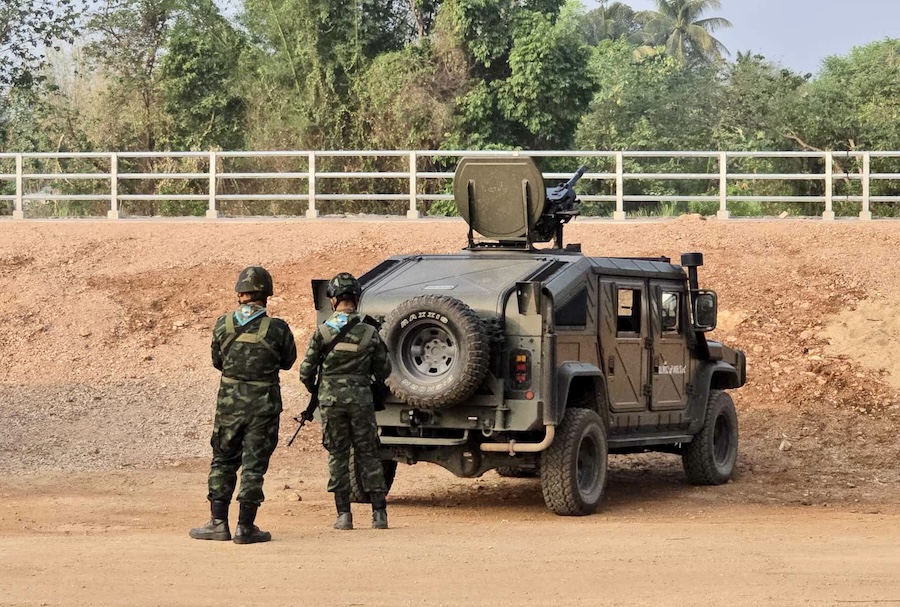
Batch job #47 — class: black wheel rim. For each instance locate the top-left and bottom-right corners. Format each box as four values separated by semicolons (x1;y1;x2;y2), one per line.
712;413;732;466
576;433;600;495
399;320;459;383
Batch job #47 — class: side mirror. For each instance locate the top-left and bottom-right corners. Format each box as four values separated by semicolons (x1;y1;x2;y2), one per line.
693;290;717;332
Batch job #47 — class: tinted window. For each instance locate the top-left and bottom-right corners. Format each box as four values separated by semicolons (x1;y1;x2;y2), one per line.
617;288;641;334
554;286;588;327
661;291;680;333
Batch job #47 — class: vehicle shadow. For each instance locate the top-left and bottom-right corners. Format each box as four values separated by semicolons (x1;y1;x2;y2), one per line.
388;454;720;515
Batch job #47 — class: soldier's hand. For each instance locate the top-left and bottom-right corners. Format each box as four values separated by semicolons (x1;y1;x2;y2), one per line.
299;409;315;422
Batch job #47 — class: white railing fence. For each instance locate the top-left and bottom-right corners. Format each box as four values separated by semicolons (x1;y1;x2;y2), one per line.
1;149;899;220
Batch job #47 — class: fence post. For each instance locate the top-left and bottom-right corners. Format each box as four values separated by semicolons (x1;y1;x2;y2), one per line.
822;151;835;220
859;152;872;220
613;151;625;220
306;152;318;218
107;153;120;219
407;151;420;219
717;151;730;220
206;150;218;219
13;154;24;220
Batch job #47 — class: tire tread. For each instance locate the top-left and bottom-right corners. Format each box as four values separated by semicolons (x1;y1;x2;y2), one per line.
682;390;738;485
540;408;607;516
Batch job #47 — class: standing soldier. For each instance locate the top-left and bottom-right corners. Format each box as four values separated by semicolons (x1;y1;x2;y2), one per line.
299;272;392;530
190;266;297;544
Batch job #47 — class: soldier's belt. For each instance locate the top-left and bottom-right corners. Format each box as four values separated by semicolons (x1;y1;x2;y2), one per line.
220;376;279;387
320;373;370;381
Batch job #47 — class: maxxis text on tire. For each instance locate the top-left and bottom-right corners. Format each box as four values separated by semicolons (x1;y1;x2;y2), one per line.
348;448;398;504
682;390;739;485
382;295;489;409
540;408;608;516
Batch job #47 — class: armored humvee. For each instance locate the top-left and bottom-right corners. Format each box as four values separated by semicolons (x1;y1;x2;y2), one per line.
311;156;747;516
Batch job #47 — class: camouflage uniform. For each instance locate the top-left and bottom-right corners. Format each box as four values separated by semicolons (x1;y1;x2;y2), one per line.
191;266;297;544
207;305;297;506
299;309;392;496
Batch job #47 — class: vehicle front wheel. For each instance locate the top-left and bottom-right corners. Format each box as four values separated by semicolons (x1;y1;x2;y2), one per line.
682;390;738;485
540;408;608;516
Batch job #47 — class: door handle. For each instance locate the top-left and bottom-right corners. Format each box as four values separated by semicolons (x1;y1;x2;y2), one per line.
607;356;615;375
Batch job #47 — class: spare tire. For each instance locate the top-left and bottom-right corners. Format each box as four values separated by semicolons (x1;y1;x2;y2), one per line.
382;295;489;409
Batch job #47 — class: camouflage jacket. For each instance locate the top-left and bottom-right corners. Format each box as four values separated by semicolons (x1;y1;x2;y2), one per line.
298;310;391;405
211;306;297;384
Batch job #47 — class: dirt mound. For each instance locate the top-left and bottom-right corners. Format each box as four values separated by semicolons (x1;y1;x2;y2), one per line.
1;218;899;506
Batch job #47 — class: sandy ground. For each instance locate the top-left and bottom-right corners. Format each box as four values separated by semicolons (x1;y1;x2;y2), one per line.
2;217;900;606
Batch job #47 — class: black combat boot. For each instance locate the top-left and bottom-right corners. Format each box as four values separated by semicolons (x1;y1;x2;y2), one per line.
333;493;353;530
370;492;388;530
189;500;231;541
233;502;272;544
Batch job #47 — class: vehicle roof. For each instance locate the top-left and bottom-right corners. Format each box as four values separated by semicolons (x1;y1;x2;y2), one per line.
358;250;687;318
587;256;686;280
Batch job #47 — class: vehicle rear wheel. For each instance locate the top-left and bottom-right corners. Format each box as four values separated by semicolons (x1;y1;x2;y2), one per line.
348;448;398;503
682;390;738;485
540;408;608;516
382;295;489;409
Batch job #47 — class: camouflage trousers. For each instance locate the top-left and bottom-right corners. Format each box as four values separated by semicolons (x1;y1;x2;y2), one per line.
207;394;280;506
320;398;386;495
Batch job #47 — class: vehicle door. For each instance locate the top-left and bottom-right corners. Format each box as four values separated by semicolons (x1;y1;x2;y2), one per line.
599;278;648;413
649;281;689;411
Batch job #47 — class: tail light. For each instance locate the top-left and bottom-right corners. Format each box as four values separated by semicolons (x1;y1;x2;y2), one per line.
510;349;532;390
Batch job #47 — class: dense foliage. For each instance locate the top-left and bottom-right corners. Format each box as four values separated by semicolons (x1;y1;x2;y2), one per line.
1;0;899;216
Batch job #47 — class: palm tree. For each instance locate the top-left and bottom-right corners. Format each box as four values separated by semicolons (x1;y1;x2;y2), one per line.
637;0;732;65
580;1;639;46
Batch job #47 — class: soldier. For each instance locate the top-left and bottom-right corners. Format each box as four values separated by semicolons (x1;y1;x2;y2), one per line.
298;272;392;530
190;266;297;544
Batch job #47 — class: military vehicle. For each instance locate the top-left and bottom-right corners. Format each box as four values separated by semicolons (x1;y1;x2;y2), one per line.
311;156;747;516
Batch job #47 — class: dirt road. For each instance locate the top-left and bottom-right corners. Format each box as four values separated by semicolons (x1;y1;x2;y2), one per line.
2;454;899;607
2;218;900;605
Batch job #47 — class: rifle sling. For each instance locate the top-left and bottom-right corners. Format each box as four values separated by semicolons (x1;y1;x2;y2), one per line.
312;316;362;395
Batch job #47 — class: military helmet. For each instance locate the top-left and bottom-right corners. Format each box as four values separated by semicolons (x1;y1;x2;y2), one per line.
235;266;274;298
326;272;362;299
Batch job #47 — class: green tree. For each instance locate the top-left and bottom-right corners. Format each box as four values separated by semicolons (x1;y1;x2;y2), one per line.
441;0;595;149
792;39;900;152
0;0;83;92
579;1;639;46
576;38;719;151
240;0;379;147
85;0;178;150
159;1;248;150
714;52;808;151
352;43;462;149
637;0;731;65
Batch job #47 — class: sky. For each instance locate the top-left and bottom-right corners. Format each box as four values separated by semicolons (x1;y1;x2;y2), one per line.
586;0;899;75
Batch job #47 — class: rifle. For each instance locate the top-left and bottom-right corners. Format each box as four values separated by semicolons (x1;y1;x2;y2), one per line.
286;316;362;447
287;394;317;447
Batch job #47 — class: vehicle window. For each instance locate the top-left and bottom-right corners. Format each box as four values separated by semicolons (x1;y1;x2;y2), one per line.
660;291;680;333
616;288;641;334
554;286;588;327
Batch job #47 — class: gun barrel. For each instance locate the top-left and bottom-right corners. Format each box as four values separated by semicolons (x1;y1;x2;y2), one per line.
564;165;588;189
